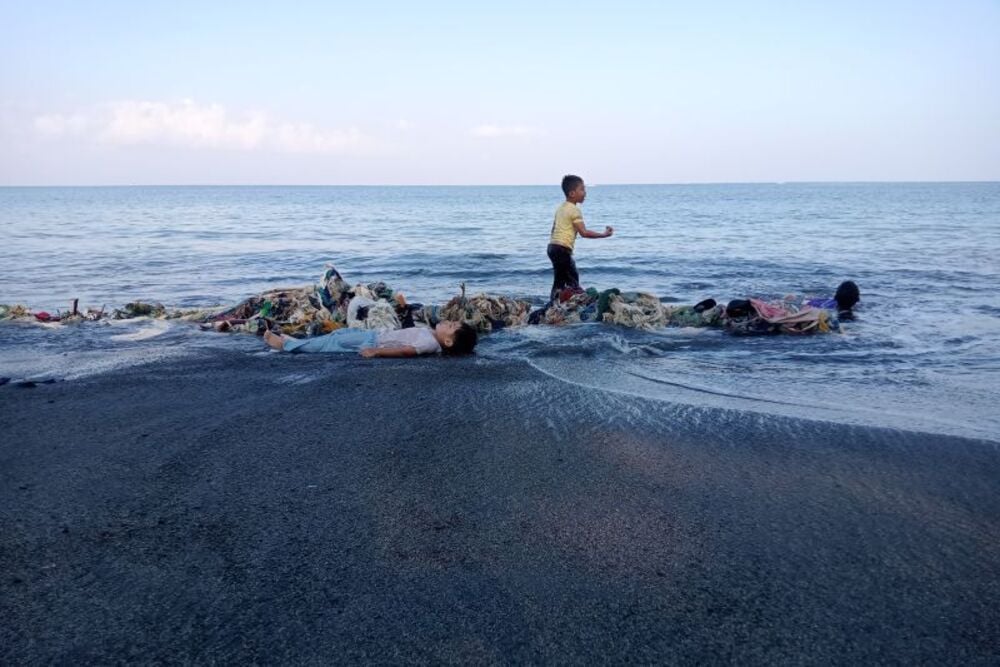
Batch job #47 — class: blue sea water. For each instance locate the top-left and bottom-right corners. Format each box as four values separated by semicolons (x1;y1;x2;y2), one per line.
1;183;999;442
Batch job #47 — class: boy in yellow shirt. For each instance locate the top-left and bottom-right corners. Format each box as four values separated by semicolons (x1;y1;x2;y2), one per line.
547;175;614;300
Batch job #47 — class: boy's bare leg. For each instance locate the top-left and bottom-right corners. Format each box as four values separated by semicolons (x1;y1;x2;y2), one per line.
263;329;286;351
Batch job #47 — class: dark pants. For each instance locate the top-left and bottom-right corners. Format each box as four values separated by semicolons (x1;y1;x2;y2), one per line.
547;243;579;301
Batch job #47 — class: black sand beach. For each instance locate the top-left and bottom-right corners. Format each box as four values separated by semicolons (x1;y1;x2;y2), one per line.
2;349;998;664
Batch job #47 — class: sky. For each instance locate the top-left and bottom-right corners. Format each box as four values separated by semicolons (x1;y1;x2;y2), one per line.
1;1;998;185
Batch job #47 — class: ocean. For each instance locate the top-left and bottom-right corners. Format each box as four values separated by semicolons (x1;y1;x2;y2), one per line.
1;183;998;442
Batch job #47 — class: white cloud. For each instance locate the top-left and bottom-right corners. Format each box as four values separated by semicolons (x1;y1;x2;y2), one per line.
470;124;543;139
269;121;367;154
34;113;90;136
33;99;380;155
394;119;414;131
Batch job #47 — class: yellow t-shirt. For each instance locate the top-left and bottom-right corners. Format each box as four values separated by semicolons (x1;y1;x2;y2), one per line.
550;201;583;250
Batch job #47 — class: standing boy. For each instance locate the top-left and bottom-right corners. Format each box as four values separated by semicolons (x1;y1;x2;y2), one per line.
547;175;613;301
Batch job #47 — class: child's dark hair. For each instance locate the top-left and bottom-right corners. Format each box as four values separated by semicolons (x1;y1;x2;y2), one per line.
834;280;860;311
561;174;584;197
443;322;478;356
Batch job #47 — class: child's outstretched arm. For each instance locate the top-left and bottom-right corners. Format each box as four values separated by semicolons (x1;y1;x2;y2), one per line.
573;220;614;238
360;346;418;359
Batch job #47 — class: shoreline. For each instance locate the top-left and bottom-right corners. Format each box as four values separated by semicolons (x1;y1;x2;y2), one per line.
2;350;998;662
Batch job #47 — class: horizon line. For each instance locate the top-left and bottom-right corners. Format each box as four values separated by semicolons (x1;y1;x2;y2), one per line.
2;179;999;188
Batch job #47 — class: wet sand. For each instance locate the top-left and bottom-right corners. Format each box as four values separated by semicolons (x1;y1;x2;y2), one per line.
2;349;998;663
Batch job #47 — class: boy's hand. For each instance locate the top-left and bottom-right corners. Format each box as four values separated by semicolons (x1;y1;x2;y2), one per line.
359;348;378;358
604;226;614;237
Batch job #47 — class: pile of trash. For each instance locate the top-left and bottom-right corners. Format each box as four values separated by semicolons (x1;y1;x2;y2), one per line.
722;298;835;335
0;264;851;337
439;293;532;332
523;286;829;333
526;287;673;329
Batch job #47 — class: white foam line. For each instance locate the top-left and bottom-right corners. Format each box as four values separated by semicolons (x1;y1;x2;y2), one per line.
110;320;171;341
522;358;1000;445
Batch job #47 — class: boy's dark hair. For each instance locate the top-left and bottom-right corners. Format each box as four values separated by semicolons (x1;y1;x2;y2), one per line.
443;322;478;356
561;174;584;197
834;280;860;311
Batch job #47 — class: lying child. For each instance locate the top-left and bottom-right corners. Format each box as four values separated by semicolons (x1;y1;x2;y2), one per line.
264;319;477;358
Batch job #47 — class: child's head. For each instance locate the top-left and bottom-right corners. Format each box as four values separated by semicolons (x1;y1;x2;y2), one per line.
834;280;860;311
435;320;478;355
561;174;586;203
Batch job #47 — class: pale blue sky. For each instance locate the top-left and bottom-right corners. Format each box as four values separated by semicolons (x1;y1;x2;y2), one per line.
1;1;998;185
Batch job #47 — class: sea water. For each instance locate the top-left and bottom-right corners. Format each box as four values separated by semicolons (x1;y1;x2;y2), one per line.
1;183;998;441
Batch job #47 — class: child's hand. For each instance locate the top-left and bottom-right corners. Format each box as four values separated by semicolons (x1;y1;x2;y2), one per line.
604;226;614;237
359;348;378;358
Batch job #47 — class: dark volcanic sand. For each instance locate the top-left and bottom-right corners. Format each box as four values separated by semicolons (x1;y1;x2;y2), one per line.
1;350;998;664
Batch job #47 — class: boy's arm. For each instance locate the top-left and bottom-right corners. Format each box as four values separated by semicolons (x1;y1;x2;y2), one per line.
573;219;614;238
360;346;419;359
